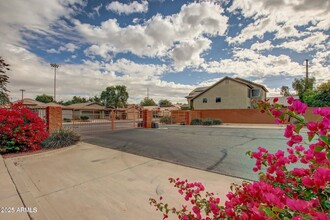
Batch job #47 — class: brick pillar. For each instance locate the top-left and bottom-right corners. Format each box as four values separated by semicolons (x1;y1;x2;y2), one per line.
142;110;152;128
46;106;62;134
185;111;191;126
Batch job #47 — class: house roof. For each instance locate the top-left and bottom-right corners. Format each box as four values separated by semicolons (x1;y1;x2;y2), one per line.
14;98;44;106
234;77;268;92
67;102;105;110
142;106;159;111
185;86;209;99
188;77;268;101
38;102;73;110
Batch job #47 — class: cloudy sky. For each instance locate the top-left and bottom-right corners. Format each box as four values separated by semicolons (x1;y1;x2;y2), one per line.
0;0;329;104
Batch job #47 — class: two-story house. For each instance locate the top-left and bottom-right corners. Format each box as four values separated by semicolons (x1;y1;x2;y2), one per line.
186;77;268;110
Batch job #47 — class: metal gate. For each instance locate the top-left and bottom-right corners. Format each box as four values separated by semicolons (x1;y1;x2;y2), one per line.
62;109;142;133
152;110;187;127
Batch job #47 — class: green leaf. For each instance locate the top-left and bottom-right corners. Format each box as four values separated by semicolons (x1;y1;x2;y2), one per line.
263;207;276;218
320;136;329;145
308;133;315;142
246;151;252;157
321;199;330;209
272;207;281;213
327;152;330;161
295;123;303;133
314;146;324;152
296;115;305;123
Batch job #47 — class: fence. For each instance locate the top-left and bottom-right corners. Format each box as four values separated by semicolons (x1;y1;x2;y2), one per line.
171;108;323;125
62;109;143;133
150;110;188;125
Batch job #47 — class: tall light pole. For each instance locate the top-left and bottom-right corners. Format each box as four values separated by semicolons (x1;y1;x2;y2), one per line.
305;59;308;91
50;63;59;102
19;89;25;100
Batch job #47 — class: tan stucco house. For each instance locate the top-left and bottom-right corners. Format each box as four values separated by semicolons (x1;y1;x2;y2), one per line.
67;102;110;119
186;77;268;110
13;98;73;120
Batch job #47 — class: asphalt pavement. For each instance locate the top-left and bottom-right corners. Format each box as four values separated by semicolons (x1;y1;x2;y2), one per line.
81;125;289;181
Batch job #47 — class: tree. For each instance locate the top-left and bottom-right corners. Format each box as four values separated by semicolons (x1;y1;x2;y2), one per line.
301;89;317;106
140;97;157;106
61;96;88;106
88;95;102;104
280;86;291;97
159;99;172;107
0;56;10;105
100;85;129;108
317;80;330;92
292;77;315;97
35;94;54;103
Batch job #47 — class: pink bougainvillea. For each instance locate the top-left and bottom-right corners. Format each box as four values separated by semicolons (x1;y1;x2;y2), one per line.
0;102;48;153
150;97;330;219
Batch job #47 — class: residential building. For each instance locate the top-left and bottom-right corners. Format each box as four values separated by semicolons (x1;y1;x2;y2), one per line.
186;77;268;110
13;98;73;120
67;102;110;119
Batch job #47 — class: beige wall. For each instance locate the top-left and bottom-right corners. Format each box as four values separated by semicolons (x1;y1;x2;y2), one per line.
192;79;266;110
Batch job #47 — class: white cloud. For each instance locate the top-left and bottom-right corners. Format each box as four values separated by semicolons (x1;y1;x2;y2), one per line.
46;48;60;54
106;1;148;15
202;49;304;77
75;2;228;70
278;32;328;52
170;38;212;71
46;43;78;54
62;43;78;52
0;0;85;45
227;0;330;44
2;44;192;103
250;40;274;51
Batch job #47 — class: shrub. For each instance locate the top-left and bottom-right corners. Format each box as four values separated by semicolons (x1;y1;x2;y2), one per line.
150;97;330;219
160;116;172;124
202;119;212;126
190;118;202;125
212;119;222;125
63;118;71;122
80;115;89;120
0;102;48;154
42;129;80;149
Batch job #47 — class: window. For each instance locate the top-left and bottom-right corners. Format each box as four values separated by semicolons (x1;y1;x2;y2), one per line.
216;97;221;103
250;89;260;97
202;98;207;103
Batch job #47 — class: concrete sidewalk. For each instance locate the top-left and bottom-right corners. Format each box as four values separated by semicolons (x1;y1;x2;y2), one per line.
0;154;29;220
3;143;244;220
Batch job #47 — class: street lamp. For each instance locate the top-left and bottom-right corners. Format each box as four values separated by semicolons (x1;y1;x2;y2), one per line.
50;63;59;102
19;89;25;100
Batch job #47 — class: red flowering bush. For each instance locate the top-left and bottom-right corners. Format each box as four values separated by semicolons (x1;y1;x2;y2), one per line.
150;97;330;219
0;102;48;153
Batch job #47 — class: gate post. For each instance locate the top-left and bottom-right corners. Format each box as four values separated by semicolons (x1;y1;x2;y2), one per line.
142;110;152;128
46;106;62;134
111;110;115;130
133;105;136;128
185;111;191;126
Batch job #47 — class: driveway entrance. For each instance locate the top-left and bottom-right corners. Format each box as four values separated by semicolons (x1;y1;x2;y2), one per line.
62;109;142;133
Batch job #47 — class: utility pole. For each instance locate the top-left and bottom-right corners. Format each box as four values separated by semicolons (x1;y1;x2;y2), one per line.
305;59;308;91
50;63;59;102
19;89;25;100
147;88;149;98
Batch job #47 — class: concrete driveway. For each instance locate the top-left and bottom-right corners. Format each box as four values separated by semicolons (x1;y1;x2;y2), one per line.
3;143;242;220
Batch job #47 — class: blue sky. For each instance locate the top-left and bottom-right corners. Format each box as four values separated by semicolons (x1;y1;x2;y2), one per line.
0;0;329;103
